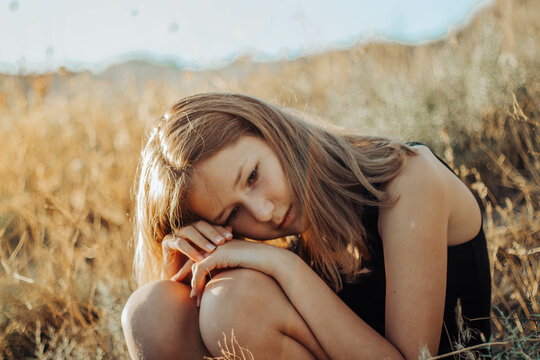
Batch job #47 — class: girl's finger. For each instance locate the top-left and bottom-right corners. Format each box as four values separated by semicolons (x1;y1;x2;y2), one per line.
161;234;175;258
193;251;221;294
176;226;218;253
215;224;234;241
167;235;204;262
196;267;207;307
171;258;194;282
161;234;184;279
220;225;234;241
191;260;215;305
192;221;232;245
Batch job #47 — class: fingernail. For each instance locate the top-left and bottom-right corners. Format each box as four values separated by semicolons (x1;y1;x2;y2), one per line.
196;294;201;307
224;232;232;239
190;288;195;298
194;253;204;262
215;235;224;244
206;243;216;251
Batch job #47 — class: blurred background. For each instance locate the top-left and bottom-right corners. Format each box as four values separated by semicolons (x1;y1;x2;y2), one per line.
1;0;492;74
0;0;538;358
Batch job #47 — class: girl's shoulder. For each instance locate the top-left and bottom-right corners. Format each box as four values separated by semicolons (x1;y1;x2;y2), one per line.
380;143;481;246
378;144;451;236
385;144;449;200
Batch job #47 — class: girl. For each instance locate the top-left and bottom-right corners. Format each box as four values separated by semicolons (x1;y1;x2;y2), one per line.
121;93;491;359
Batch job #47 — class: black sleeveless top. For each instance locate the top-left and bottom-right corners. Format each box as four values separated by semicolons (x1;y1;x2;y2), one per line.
338;205;491;355
302;143;492;356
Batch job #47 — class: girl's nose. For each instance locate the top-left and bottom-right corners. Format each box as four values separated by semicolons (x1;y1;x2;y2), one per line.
247;196;273;223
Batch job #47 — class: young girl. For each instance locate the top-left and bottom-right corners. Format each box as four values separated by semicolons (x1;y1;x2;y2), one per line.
121;93;491;359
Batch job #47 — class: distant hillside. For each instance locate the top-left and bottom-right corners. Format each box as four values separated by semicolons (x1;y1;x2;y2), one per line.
91;0;538;93
0;0;538;142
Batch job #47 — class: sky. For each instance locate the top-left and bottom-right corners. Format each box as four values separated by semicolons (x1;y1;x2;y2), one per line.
0;0;493;74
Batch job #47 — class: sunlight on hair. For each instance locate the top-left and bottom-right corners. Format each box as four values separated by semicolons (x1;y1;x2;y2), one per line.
346;243;361;260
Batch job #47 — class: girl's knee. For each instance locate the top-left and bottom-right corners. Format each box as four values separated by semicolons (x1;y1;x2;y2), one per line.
201;268;277;313
199;269;281;351
122;280;201;359
122;280;195;333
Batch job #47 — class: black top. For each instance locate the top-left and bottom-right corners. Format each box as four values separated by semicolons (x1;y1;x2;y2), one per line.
338;205;491;355
337;143;492;355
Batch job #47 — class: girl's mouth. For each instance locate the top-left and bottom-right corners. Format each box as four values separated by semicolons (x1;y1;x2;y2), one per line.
278;206;292;229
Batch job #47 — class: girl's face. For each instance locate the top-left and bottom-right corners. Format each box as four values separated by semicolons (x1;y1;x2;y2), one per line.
188;136;303;239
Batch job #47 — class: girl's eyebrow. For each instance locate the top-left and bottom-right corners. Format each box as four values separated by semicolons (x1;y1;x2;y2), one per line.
212;158;247;223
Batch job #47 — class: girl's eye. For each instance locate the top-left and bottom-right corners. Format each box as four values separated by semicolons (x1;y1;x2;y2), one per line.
247;165;258;185
225;206;239;225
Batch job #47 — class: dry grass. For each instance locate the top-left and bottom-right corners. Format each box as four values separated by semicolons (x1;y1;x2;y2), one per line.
0;0;538;358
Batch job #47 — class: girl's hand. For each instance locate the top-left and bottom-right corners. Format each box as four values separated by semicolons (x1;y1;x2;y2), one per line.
190;239;277;306
161;221;233;282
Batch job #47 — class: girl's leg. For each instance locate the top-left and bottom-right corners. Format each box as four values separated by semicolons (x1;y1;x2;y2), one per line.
199;268;330;360
121;280;211;360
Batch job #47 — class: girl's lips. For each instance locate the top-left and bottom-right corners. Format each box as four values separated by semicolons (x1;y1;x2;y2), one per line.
278;206;293;229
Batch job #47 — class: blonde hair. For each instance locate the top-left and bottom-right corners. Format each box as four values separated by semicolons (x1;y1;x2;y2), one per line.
134;93;414;290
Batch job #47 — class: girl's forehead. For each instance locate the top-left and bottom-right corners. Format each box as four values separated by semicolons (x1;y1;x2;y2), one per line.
195;136;270;176
187;169;226;221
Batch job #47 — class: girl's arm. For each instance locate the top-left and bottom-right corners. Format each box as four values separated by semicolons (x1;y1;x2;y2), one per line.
192;240;404;359
191;154;449;359
378;150;449;358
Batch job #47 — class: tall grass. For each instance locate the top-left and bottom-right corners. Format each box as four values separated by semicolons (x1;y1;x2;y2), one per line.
0;0;538;358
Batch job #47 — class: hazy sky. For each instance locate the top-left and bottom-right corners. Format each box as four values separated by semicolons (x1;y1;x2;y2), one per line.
0;0;492;74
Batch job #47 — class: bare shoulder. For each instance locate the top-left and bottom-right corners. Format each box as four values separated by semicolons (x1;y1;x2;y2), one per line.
383;145;448;202
381;144;482;246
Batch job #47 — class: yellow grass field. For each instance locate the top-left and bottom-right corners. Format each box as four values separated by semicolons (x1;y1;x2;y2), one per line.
0;0;538;358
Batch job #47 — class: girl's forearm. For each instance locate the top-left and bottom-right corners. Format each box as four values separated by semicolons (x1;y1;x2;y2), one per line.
266;246;405;360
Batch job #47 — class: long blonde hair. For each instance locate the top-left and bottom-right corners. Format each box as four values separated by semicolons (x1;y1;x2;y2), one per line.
134;93;414;290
